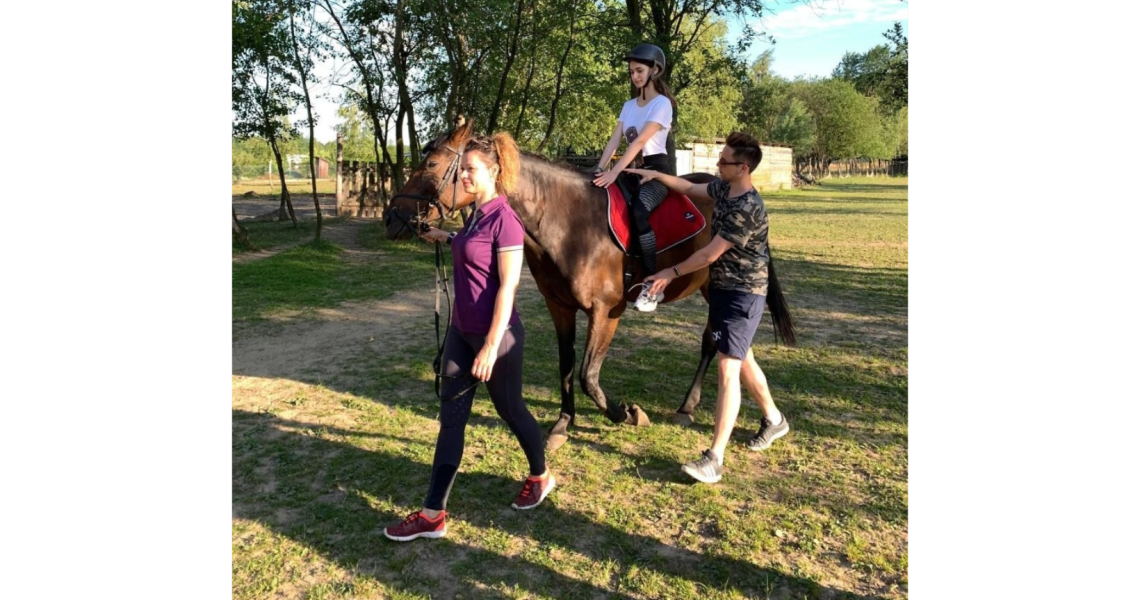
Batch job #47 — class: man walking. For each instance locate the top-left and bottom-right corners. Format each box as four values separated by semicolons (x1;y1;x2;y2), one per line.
626;131;788;483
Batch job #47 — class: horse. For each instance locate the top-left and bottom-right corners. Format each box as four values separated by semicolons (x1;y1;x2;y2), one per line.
383;120;796;451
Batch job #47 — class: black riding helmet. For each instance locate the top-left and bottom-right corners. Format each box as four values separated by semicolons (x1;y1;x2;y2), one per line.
625;43;665;80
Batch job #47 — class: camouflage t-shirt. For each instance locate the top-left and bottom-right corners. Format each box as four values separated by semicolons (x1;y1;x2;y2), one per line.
707;179;769;296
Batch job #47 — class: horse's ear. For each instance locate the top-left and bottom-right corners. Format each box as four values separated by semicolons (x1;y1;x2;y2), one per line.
451;116;475;141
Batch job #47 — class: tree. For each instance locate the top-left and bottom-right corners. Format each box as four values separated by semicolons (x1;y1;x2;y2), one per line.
673;19;742;142
233;0;300;225
319;0;398;201
286;0;327;239
233;208;254;249
796;78;883;177
881;22;908;113
770;97;815;159
832;22;907;114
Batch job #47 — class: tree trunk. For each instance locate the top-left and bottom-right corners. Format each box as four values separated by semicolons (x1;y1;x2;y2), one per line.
488;0;527;134
626;0;642;38
395;105;405;190
394;0;420;166
537;7;577;152
269;138;297;226
233;208;254;249
289;8;322;241
322;0;389;206
513;41;536;140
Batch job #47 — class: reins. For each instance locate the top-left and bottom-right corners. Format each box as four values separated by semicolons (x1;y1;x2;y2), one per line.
389;142;479;401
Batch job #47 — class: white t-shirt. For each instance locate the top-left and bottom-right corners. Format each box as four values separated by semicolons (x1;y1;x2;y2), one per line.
617;95;673;157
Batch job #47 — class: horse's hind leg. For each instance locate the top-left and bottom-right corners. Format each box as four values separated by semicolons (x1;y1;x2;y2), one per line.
581;309;651;427
545;299;577;452
674;320;717;427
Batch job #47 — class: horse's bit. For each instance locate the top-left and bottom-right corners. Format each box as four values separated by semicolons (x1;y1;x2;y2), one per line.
388;143;466;238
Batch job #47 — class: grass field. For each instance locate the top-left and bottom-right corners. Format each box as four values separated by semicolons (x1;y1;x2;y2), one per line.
232;177;908;599
234;178;338;196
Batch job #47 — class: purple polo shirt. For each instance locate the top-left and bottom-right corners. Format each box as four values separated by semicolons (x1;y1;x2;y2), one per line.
451;195;525;335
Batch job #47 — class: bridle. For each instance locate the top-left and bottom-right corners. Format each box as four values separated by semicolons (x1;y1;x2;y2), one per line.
385;141;478;401
387;142;466;237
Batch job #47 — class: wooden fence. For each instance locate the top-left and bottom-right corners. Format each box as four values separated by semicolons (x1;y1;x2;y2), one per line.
335;160;398;218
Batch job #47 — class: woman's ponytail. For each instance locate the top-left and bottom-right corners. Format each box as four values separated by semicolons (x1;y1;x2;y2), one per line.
490;132;520;195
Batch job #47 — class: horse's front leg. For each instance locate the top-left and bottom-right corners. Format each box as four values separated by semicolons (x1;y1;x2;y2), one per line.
674;319;717;427
580;308;651;427
545;298;577;452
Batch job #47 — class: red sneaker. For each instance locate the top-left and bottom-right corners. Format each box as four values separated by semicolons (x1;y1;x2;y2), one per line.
384;510;447;541
511;473;556;510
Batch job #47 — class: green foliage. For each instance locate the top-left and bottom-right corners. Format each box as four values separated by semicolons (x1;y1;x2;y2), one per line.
232;0;301;142
881;22;908;112
334;102;379;161
673;19;743;141
831;22;907;114
232;135;341;180
738;55;818;156
770;96;815;156
235;0;909;172
882;106;908;158
799;78;886;161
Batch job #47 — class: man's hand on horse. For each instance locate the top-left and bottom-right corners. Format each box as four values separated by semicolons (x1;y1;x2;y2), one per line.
644;270;674;297
624;167;658;184
419;227;450;244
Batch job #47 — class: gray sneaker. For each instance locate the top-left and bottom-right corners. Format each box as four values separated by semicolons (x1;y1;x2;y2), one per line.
747;416;790;451
681;449;723;483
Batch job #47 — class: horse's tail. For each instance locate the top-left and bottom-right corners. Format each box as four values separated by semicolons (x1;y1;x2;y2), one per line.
766;252;797;346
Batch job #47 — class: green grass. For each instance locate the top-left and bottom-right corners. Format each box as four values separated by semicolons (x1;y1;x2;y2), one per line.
232;177;908;599
232;218;321;254
232;235;438;322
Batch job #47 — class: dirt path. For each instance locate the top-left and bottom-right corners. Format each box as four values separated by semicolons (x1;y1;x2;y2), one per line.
232;218;547;388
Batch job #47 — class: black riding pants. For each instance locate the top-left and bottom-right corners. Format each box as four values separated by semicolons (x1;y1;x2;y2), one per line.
424;324;546;510
633;153;673;274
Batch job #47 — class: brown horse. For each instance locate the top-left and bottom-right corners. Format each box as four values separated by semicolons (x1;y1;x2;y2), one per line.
384;120;795;451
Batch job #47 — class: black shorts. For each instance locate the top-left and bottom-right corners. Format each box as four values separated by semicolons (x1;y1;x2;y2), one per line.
708;289;766;360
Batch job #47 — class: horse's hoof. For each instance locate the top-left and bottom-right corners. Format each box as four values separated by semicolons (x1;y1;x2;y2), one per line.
546;434;568;452
625;404;651;427
672;412;695;427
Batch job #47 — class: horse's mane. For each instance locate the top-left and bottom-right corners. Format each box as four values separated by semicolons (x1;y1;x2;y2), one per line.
519;150;592;181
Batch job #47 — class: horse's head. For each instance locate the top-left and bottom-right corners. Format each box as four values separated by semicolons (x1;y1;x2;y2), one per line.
384;119;478;240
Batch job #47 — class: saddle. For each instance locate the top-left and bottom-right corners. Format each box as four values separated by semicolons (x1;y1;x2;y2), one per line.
605;172;705;256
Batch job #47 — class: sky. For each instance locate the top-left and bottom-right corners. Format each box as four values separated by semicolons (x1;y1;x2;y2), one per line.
736;0;908;79
298;0;908;144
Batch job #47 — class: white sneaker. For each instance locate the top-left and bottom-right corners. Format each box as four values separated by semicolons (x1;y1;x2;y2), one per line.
633;287;664;312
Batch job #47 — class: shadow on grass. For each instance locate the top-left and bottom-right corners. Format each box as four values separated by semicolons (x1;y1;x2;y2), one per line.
234;409;889;599
773;257;907;312
808;182;908;195
769;206;906;218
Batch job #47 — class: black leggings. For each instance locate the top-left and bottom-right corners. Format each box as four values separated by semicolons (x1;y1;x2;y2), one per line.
424;324;546;510
633;154;673;275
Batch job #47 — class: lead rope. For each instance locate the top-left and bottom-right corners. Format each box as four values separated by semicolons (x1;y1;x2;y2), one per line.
432;237;453;399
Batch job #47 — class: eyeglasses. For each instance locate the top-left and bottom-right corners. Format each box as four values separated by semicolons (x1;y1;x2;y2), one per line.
716;159;744;167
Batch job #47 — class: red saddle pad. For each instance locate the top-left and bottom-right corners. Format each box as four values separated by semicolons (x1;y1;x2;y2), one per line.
607;184;706;254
